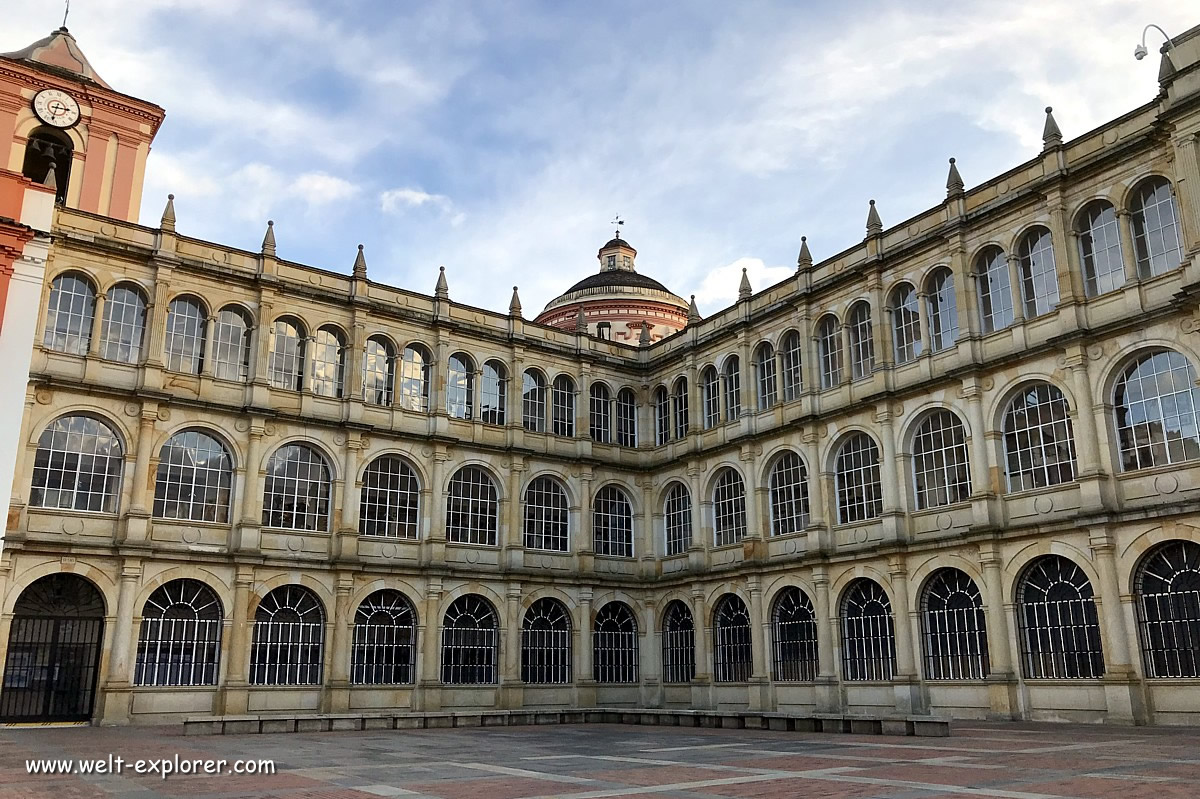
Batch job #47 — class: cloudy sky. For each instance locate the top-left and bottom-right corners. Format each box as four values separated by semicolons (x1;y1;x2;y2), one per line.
6;1;1192;317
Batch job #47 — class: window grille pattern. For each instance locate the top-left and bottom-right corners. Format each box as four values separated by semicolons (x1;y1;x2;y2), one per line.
654;386;670;445
593;602;638;683
552;375;575;436
261;444;330;531
152;430;233;523
768;452;809;535
362;336;394;405
1078;201;1126;296
1134;540;1200;678
925;268;958;351
481;360;507;425
43;273;95;355
309;326;344;398
724;357;742;420
835;433;883;524
446;466;499;546
756;343;777;410
163;296;206;374
135;579;222;686
442;595;498;684
920;568;989;680
267;318;305;391
976;247;1014;332
818;315;843;388
713;594;752;682
250;585;324;686
1131;177;1182;279
661;600;695;684
359;456;420;539
1114;349;1200;472
1002;383;1077;492
772;587;817;681
212;306;251;382
616;388;638;446
398;345;431;412
891;284;922;364
841;579;896;681
1017;555;1105;679
522;370;547;432
31;415;123;513
780;330;803;401
664;482;693;556
524;476;569;552
99;284;145;363
352;589;415;685
848;302;874;379
522;598;571;684
701;366;720;428
672;378;689;439
712;468;747;547
447;353;474;420
593;485;634;557
912;410;971;510
1018;227;1059;318
590;383;612;443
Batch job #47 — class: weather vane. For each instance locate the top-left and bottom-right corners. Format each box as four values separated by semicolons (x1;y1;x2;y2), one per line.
612;214;624;238
63;0;70;28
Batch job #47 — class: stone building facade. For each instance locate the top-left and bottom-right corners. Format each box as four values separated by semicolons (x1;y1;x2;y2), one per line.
1;25;1200;727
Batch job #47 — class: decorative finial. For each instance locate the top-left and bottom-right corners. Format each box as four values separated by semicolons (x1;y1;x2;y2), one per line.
796;236;812;270
687;294;701;324
946;157;964;197
43;161;57;191
160;194;176;232
1042;106;1062;150
612;213;624;239
261;220;276;256
738;266;752;300
575;305;588;333
435;265;449;299
1159;50;1177;83
509;286;522;317
866;199;883;236
352;244;367;278
639;321;652;345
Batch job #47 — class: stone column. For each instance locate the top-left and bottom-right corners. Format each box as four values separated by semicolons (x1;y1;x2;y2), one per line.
122;407;157;543
201;314;217;377
747;576;770;710
1065;347;1110;511
1171;132;1200;254
740;445;765;561
875;405;903;542
916;291;932;356
1116;209;1139;283
1090;527;1142;723
417;580;443;710
500;583;523;708
88;291;107;356
422;446;448;566
840;322;853;384
577;469;594;572
234;422;263;553
887;556;922;714
219;567;254;715
812;565;839;712
979;543;1018;719
505;456;525;568
326;574;353;712
639;599;661;707
689;588;712;709
99;559;141;725
336;434;362;560
1006;254;1026;323
801;430;828;551
577;588;595;706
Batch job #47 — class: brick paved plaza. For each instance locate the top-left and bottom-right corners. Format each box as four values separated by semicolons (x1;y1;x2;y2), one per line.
2;721;1199;799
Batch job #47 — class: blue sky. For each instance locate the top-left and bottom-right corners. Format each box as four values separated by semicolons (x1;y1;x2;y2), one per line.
7;0;1193;317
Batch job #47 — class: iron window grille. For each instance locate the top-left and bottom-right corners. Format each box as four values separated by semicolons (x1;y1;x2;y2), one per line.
771;587;817;682
212;306;252;382
925;268;958;352
163;296;206;374
723;357;742;420
672;378;689;439
1002;383;1077;492
442;595;498;684
447;353;475;420
267;318;305;391
250;585;325;686
362;336;395;405
848;302;875;380
593;485;634;557
835;433;883;524
152;430;233;523
712;468;747;547
654;386;670;445
780;330;803;401
817;315;843;388
911;410;971;510
701;366;720;428
446;466;499;546
976;247;1014;333
593;602;638;683
43;272;95;355
99;284;146;363
1016;555;1105;679
1114;349;1200;471
135;579;222;686
615;388;638;446
590;383;612;443
663;482;693;556
359;455;420;539
481;360;508;425
661;600;696;684
712;594;752;682
551;375;575;436
891;284;922;364
522;598;572;684
30;415;123;513
524;476;570;552
756;343;777;410
352;589;415;685
920;568;989;680
768;452;809;536
309;326;345;398
1078;201;1126;296
841;579;897;681
1130;177;1182;280
1134;540;1200;678
398;345;431;412
1017;227;1060;318
522;370;547;432
261;444;331;532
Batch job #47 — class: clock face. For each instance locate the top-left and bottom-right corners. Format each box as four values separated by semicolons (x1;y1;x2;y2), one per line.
32;89;81;129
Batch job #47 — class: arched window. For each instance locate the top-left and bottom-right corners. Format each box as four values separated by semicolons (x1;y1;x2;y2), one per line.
663;482;692;556
1077;200;1126;296
672;377;689;439
848;302;874;379
250;585;324;685
447;353;475;420
135;579;222;686
723;356;742;420
212;306;251;383
1130;177;1182;279
835;433;883;524
359;456;420;539
22;127;72;202
441;595;498;684
755;342;777;410
712;468;747;547
912;410;971;510
267;317;305;391
1002;383;1077;492
616;388;638;446
925;267;958;352
593;602;638;683
398;344;431;412
31;415;123;513
481;360;507;425
975;247;1014;333
163;296;208;374
841;579;896;681
522;598;571;684
768;452;809;536
1016;555;1104;679
522;369;547;432
261;444;331;531
44;273;96;356
701;366;720;428
593;485;634;557
362;336;395;405
446;466;499;546
713;594;752;682
654;386;670;445
152;430;233;523
661;600;695;684
589;382;612;443
1114;350;1200;471
780;330;803;401
890;284;921;364
309;325;345;398
552;374;575;436
1134;540;1200;678
352;590;416;685
772;586;817;681
1017;227;1059;318
921;568;988;680
524;476;570;552
99;283;146;363
817;315;843;388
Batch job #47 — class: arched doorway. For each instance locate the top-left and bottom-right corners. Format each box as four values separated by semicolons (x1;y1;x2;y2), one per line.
0;574;105;722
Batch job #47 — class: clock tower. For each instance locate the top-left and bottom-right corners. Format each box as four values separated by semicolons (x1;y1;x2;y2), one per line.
0;26;164;222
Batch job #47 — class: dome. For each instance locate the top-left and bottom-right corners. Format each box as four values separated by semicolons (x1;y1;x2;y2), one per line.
563;270;672;295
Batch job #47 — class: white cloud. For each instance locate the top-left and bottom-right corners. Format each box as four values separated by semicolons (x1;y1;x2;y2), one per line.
694;258;794;314
380;188;464;226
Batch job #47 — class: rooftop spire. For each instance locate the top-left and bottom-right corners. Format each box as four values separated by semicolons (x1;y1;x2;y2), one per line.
435;266;449;299
639;322;652;345
866;199;883;236
352;244;367;279
796;236;812;270
575;306;587;333
1042;106;1063;150
261;220;276;256
946;157;964;197
687;294;701;324
738;267;752;300
160;194;176;232
509;286;522;317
